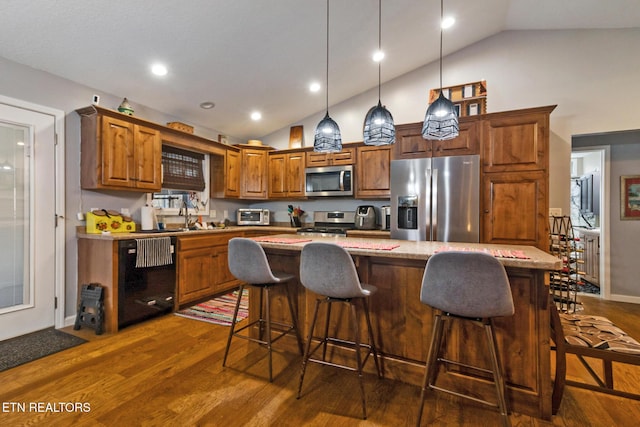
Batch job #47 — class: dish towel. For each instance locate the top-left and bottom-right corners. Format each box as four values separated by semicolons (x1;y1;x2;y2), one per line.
135;237;173;268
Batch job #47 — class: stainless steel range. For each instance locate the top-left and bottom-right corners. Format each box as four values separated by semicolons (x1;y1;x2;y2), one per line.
297;211;355;237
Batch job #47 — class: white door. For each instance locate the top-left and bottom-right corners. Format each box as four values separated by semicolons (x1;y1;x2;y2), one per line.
0;98;64;341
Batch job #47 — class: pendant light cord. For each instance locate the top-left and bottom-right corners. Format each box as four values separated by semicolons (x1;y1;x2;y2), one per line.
378;0;382;101
325;0;330;114
439;0;444;91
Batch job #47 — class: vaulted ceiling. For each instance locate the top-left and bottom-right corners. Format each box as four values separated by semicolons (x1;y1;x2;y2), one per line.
1;0;639;140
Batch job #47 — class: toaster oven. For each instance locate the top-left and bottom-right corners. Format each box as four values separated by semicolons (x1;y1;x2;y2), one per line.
237;208;270;225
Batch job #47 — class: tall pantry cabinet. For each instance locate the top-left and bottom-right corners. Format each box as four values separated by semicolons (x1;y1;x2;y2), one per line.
481;105;556;251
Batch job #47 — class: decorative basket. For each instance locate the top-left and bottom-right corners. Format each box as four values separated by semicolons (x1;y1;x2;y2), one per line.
166;122;194;134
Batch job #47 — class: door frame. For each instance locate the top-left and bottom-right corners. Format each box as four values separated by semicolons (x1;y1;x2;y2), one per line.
571;146;609;300
0;94;66;330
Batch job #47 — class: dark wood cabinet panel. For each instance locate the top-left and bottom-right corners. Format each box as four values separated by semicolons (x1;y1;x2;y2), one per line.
482;170;548;249
482;106;554;173
393;118;479;160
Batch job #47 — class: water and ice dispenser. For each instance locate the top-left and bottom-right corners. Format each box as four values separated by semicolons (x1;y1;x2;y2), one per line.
397;196;418;230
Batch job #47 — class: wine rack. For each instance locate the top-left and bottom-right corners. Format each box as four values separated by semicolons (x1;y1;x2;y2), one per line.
549;216;584;313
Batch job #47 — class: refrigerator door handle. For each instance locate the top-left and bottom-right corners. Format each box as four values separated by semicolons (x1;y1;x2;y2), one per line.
432;168;438;241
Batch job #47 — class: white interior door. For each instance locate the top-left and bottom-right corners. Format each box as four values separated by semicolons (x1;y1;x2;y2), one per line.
0;99;63;341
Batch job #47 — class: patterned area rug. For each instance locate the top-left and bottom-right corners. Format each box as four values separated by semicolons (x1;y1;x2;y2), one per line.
175;289;248;326
0;328;87;372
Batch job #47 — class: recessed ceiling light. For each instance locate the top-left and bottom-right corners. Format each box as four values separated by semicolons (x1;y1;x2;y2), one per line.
200;101;215;109
309;82;321;93
441;16;455;29
372;50;385;62
151;63;168;76
251;111;262;121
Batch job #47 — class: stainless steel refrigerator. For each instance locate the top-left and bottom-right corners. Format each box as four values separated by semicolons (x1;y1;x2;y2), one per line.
390;155;480;242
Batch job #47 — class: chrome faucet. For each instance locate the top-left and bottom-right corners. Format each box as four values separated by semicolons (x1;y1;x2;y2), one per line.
179;201;191;230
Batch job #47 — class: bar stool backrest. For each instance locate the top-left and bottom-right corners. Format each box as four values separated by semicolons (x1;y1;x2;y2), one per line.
300;242;370;299
421;251;514;318
228;238;281;284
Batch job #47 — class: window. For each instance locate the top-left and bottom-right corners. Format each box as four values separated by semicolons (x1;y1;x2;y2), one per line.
161;146;205;191
153;146;209;216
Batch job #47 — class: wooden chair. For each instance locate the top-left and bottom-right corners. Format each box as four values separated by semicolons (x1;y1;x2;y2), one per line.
550;300;640;414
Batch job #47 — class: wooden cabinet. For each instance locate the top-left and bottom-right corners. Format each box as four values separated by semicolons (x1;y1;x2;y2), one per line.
305;146;356;167
481;105;556;251
210;149;241;199
239;145;272;199
393;118;480;160
176;233;241;307
268;150;305;199
77;106;162;191
429;80;488;118
355;145;391;198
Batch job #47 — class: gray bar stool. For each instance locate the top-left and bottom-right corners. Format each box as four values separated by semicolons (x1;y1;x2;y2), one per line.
223;237;304;382
416;251;514;427
297;242;382;420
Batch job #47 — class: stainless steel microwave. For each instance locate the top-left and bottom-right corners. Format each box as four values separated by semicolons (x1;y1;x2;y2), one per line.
237;208;270;225
305;165;353;197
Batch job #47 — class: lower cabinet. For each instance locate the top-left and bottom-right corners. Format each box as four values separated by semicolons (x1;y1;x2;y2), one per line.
577;229;600;285
177;232;241;306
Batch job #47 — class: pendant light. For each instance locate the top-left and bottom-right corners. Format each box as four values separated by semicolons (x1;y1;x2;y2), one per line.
363;0;395;146
314;0;342;153
422;0;459;141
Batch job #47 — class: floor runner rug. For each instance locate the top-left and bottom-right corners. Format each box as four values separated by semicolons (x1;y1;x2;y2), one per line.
0;328;87;372
175;289;248;326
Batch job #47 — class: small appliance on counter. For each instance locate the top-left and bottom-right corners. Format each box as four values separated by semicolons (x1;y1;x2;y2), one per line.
381;205;391;230
86;209;136;233
355;205;377;230
237;208;270;225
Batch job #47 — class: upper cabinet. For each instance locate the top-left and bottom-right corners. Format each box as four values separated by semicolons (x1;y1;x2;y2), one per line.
393;117;480;160
77;106;162;192
355;145;391;199
306;146;356;167
210;148;241;199
268;150;306;199
481;106;552;173
239;144;273;199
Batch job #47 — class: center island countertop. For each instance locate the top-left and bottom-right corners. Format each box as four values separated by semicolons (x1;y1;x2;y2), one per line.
251;234;561;271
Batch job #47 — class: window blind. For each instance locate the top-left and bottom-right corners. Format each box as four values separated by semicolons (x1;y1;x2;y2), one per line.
161;146;206;191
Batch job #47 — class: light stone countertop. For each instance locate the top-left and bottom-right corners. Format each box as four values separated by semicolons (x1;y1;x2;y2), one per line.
255;234;562;270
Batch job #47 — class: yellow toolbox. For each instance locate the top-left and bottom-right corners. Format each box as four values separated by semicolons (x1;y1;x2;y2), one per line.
86;210;136;233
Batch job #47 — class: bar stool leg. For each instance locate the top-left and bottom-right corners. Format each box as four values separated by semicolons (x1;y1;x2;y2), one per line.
298;299;321;399
363;298;382;378
284;283;304;355
416;314;445;427
484;320;511;427
223;285;244;368
322;299;332;361
350;300;367;419
265;286;273;382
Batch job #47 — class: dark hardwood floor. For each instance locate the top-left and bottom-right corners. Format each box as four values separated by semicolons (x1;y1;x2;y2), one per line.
1;295;639;426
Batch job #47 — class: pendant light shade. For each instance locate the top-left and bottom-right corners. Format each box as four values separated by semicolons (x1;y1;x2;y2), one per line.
314;112;342;152
422;91;459;140
363;101;395;145
422;0;458;141
363;0;395;146
314;0;342;153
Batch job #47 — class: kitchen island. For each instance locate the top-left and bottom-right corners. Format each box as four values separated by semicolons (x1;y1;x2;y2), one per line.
252;234;561;420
